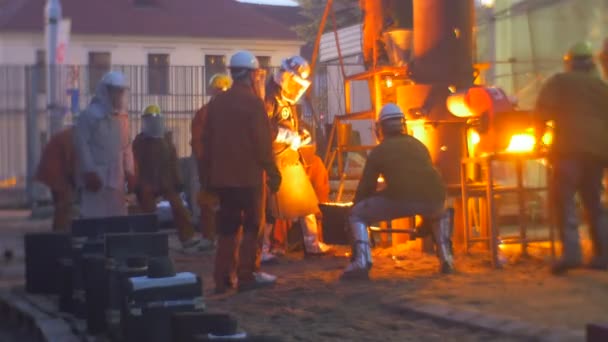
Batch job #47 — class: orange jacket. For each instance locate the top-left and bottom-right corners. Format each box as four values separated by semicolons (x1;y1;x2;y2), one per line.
191;104;208;161
35;128;76;191
303;154;329;204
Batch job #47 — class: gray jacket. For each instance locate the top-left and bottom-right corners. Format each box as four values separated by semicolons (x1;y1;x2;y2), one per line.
74;81;134;190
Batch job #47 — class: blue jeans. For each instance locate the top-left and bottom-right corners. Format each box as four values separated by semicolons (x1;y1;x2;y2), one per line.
350;196;444;226
552;158;606;261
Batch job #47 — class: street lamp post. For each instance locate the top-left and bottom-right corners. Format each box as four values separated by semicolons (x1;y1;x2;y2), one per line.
45;0;63;136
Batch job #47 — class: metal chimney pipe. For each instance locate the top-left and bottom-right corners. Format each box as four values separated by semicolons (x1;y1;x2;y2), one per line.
411;0;475;88
45;0;62;136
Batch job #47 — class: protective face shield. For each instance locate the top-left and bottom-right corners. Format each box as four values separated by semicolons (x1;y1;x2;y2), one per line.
142;114;165;138
108;86;129;114
101;71;129;114
274;70;311;104
564;41;595;72
141;105;165;138
250;68;267;101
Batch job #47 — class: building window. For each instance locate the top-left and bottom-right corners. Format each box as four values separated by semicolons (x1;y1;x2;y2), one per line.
204;55;226;90
88;52;111;93
35;50;46;93
148;54;170;95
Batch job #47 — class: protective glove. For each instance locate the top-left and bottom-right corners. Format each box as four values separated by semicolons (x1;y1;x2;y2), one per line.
290;135;302;151
267;172;282;194
299;129;312;146
84;172;103;193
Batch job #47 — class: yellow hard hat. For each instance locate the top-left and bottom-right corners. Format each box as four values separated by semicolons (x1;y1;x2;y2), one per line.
564;41;593;61
143;104;161;116
209;73;232;91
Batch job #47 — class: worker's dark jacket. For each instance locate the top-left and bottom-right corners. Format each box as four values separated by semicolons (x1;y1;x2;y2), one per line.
353;134;446;205
535;70;608;161
202;83;278;188
132;132;181;194
35;128;76;192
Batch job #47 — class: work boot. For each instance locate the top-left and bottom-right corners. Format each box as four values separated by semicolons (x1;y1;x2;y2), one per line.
238;232;276;292
341;222;372;280
551;228;583;275
182;236;214;254
214;234;238;294
300;214;332;255
431;210;455;274
260;244;278;264
261;223;277;264
587;212;608;271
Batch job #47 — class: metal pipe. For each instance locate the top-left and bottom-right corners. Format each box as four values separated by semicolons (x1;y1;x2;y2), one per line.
411;0;475;87
45;0;62;136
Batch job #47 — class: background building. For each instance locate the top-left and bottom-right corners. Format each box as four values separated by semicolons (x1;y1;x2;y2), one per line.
0;0;305;205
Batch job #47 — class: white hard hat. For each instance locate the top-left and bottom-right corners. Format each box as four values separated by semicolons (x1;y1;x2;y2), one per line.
229;51;260;70
378;103;404;122
101;71;128;88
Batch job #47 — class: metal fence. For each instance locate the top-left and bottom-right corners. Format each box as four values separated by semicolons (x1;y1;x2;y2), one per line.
0;63;334;206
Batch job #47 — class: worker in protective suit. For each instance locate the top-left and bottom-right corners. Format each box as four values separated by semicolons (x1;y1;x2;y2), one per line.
35;127;76;232
535;42;608;274
267;145;330;257
202;51;281;293
191;74;233;245
74;71;135;218
341;103;453;279
133;105;209;253
261;56;331;262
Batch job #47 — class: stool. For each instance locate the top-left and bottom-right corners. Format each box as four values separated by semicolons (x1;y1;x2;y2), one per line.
368;216;418;247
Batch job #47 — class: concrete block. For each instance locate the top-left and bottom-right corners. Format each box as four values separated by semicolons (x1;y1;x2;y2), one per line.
587;323;608;342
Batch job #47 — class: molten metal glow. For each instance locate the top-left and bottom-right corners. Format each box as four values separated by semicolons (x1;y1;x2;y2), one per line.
542;131;553;146
385;77;393;88
446;93;474;118
469;130;480;146
506;133;536;153
409;120;428;145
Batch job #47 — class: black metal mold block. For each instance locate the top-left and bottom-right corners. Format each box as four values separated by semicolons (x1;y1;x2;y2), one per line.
24;232;71;295
105;232;169;260
71;214;159;239
123;275;204;342
171;312;238;342
319;203;352;245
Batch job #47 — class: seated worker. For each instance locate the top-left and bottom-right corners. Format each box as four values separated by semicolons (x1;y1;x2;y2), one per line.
341;103;454;279
133;105;211;253
35;126;77;232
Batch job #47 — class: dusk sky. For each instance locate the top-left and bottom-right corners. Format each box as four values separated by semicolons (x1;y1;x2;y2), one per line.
238;0;298;6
